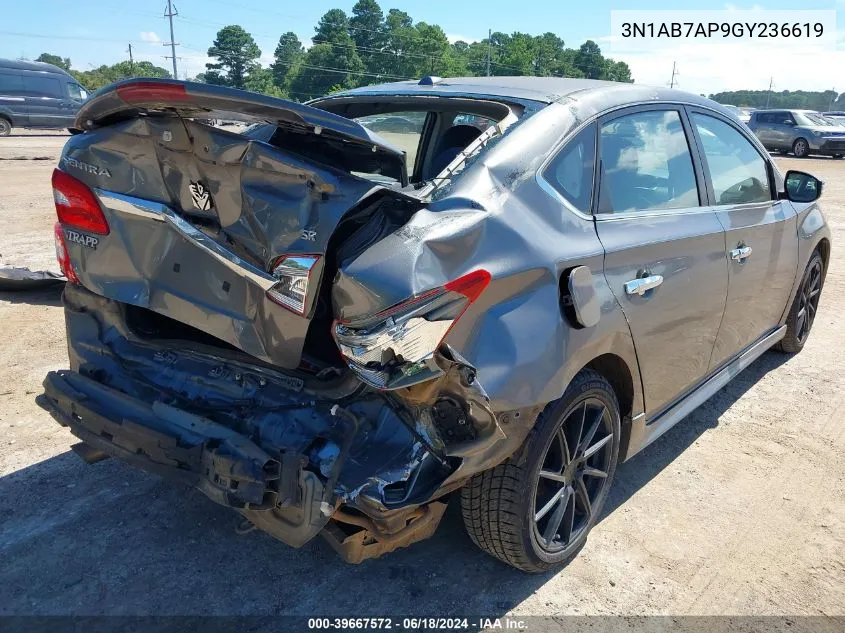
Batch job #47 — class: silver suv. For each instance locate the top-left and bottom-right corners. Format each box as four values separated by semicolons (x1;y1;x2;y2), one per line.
749;109;845;158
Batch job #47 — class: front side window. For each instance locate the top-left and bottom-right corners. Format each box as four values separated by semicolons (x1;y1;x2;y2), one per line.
542;124;596;213
67;83;88;101
692;113;771;205
355;111;426;174
598;110;699;214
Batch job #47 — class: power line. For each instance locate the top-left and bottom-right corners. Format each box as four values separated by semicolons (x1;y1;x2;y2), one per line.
272;61;413;81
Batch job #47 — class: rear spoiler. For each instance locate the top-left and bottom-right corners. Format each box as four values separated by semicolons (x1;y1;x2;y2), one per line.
75;78;405;163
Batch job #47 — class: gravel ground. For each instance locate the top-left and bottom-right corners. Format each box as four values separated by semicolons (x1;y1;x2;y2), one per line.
0;131;843;619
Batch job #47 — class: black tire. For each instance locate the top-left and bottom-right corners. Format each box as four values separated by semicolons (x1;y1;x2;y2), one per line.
792;137;810;158
67;128;83;135
778;250;824;353
833;154;844;160
461;369;621;573
0;117;11;137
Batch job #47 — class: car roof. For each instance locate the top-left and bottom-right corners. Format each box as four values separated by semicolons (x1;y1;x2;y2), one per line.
0;57;74;78
333;76;722;110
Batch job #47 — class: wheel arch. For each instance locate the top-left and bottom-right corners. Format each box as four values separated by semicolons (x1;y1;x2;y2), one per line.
580;353;639;461
816;237;830;272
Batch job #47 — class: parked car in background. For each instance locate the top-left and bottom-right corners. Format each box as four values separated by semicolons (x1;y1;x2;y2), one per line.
748;109;845;158
0;58;89;136
722;104;753;124
41;78;829;573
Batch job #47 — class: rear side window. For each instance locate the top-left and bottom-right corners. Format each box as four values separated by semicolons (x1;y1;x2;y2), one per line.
691;113;771;205
598;110;699;214
356;111;426;174
542;124;596;213
22;75;62;97
0;71;24;93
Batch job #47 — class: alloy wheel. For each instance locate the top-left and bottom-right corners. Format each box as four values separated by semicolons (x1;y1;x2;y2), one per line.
793;139;808;157
532;397;613;553
796;258;822;344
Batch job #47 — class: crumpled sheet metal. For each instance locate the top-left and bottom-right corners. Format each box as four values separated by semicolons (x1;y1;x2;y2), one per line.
334;102;644;417
0;267;65;291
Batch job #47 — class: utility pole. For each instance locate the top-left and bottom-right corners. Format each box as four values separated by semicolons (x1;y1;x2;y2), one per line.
164;0;179;79
669;61;679;89
127;43;134;75
486;28;491;77
765;77;774;108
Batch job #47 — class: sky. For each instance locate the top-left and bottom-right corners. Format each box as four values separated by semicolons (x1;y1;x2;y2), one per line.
1;0;843;96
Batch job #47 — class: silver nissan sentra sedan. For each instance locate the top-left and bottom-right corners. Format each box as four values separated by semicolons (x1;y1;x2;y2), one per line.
41;76;829;572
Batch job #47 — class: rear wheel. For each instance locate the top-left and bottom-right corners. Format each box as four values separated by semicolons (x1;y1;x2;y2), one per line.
792;137;810;158
778;251;824;353
461;369;620;572
0;117;11;137
833;154;844;160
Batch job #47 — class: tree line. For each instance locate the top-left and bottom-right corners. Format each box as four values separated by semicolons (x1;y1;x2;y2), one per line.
34;53;170;91
197;0;633;100
33;1;844;110
35;0;633;101
708;89;845;112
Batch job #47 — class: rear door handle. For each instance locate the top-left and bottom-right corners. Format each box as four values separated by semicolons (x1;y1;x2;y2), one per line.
624;274;663;296
730;246;752;262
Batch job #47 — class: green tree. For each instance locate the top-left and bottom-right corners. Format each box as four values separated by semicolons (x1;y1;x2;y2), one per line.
574;40;605;79
36;53;71;71
206;25;261;89
288;9;367;97
288;42;365;100
69;60;170;91
603;59;633;83
349;0;387;73
245;66;284;97
313;9;352;44
271;32;304;90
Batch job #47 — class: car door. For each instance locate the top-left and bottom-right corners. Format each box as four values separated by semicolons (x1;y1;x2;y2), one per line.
593;105;728;417
773;111;797;150
751;113;773;147
22;74;68;128
687;108;798;370
0;70;28;127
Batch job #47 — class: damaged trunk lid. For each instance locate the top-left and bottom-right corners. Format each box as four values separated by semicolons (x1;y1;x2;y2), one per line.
57;79;416;369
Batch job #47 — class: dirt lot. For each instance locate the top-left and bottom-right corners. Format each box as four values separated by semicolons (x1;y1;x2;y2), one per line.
0;131;843;619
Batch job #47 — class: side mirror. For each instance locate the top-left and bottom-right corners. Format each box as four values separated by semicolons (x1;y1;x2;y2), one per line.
781;170;823;203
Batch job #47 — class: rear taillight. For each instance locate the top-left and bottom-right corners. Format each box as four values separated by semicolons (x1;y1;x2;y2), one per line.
116;81;188;104
54;222;80;284
52;169;109;235
333;269;491;389
265;255;320;316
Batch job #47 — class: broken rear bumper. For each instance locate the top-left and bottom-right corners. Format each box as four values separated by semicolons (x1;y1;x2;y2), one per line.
39;284;537;560
40;369;328;547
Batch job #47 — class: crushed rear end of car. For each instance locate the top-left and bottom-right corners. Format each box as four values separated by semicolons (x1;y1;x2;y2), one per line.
39;79;514;561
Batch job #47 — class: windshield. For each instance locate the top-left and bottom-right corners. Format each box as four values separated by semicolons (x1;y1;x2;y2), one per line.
795;112;834;127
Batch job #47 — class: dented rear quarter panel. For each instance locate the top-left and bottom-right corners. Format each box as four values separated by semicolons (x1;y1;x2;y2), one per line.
334;102;644;453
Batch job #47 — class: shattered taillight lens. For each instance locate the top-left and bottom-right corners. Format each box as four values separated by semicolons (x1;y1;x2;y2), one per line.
54;222;80;284
333;269;491;389
52;168;110;235
265;255;320;316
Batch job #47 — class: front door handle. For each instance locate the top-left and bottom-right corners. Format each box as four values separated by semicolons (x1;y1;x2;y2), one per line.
730;246;753;262
624;274;663;296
